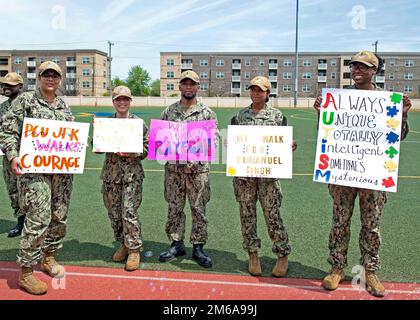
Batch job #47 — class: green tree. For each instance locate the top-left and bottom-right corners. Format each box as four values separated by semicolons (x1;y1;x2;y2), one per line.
126;65;151;96
150;79;161;96
111;77;126;88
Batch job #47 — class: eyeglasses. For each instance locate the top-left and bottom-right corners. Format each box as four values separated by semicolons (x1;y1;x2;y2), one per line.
41;73;61;80
349;63;370;72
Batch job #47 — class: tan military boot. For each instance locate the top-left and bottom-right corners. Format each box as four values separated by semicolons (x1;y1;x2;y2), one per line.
365;271;385;297
272;256;288;277
248;252;262;276
41;252;65;278
322;267;345;290
113;244;128;262
18;266;48;295
125;250;140;271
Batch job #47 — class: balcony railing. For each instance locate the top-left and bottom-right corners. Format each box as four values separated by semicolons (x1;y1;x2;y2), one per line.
375;76;385;83
181;63;193;69
27;73;37;79
270;88;278;95
269;76;278;82
232;76;241;82
269;63;278;69
66;61;76;67
232;63;241;69
231;87;241;94
27;61;36;67
66;73;77;79
27;84;36;90
318;63;327;70
318;76;327;82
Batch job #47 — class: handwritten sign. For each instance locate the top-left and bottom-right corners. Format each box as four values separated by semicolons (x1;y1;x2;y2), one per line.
313;88;404;192
148;119;216;162
226;125;293;178
19;118;90;174
93;118;143;153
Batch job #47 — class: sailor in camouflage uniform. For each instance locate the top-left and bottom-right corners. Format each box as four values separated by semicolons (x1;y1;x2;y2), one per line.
158;70;218;268
313;51;412;297
231;76;297;277
99;86;148;271
0;72;26;237
0;61;74;295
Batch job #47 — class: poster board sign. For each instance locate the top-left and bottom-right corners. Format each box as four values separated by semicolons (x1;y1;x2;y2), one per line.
19;118;90;174
226;125;293;179
92;118;143;153
313;88;404;192
148;119;216;162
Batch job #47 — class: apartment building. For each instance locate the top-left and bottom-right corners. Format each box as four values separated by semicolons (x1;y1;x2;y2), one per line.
0;49;109;96
160;52;420;98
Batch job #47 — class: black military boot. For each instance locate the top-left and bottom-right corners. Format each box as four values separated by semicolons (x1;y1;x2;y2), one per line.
192;244;212;268
8;215;25;238
159;241;186;262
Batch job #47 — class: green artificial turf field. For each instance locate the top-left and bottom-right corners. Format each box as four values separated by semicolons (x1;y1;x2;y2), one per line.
1;106;419;283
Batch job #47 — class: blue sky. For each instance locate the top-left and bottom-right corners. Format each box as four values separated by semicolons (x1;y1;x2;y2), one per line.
1;0;419;80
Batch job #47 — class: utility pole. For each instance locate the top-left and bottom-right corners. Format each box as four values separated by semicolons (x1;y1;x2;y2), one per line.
293;0;299;108
108;40;114;96
372;40;378;54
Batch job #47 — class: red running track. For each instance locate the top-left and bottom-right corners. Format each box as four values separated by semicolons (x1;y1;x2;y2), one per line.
0;261;419;300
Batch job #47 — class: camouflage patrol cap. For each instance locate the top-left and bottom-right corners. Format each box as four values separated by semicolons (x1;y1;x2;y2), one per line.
38;61;63;77
180;70;200;84
248;76;271;91
112;85;132;100
350;50;379;68
1;72;24;86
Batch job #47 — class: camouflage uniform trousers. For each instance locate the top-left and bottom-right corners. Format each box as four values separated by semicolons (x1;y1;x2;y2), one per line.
164;169;210;245
328;184;387;272
2;156;24;218
17;174;73;267
233;177;291;257
102;179;144;251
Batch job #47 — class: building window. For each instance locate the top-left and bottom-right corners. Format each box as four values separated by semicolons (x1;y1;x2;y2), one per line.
200;72;208;79
103;82;107;89
283;85;292;92
200;60;209;67
283;60;292;67
302;72;312;79
343;72;351;79
82;57;90;64
16;70;22;75
167;59;174;66
216;59;225;67
103;71;106;77
344;59;351;66
52;57;60;64
259;59;265;66
283;72;292;80
82;81;91;88
303;60;312;67
201;83;209;91
387;85;395;92
83;69;90;76
39;57;45;63
245;60;251;67
14;57;22;64
404;85;413;93
167;83;174;91
331;72;336;79
331;59;337;66
244;72;251;79
389;73;395;80
389;59;396;66
216;72;224;79
302;84;311;92
405;60;414;67
404;73;413;80
258;71;264;76
166;71;175;78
